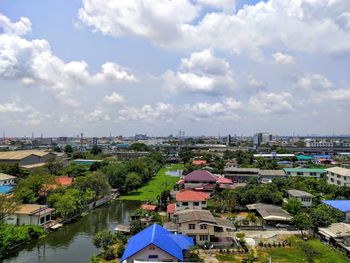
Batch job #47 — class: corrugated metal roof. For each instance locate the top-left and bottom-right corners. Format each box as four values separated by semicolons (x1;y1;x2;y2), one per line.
0;150;53;160
322;200;350;212
176;189;209;202
283;168;326;173
121;224;193;261
184;170;217;182
287;189;314;198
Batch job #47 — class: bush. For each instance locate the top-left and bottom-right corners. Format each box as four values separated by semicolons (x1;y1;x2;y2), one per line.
101;246;116;260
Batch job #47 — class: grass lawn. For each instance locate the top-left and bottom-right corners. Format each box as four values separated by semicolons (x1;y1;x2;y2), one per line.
216;237;349;263
119;163;184;202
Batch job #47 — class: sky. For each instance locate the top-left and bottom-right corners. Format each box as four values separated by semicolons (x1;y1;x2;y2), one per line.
0;0;350;137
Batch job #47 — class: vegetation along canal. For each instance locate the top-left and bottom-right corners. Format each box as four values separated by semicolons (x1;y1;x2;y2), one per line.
3;200;140;263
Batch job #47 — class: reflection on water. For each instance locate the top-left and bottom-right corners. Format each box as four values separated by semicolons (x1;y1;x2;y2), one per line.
3;200;140;263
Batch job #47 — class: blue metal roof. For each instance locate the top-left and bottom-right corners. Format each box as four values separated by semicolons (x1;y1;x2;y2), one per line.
121;224;194;262
322;200;350;212
0;185;14;194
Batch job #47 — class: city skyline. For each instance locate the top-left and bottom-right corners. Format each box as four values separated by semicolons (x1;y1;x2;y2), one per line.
1;0;350;136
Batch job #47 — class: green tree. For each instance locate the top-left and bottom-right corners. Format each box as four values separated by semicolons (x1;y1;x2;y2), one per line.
125;172;142;191
178;148;194;163
292;212;313;236
73;172;110;198
90;145;102;155
283;198;302;215
0;195;18;221
48;188;82;218
64;145;73;155
103;163;128;191
46;157;64;175
129;142;150;152
63;163;88;177
93;230;117;249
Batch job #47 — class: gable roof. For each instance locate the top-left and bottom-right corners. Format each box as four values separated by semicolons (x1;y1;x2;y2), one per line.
217;177;233;184
287;189;314;198
55;176;73;186
176;209;217;224
0;173;16;181
0;150;53;160
176;189;209;202
247;203;292;221
121;224;193;261
322;200;350;212
192;160;207;165
184;170;217;182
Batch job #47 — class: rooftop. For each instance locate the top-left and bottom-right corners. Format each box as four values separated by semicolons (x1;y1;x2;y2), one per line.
55;176;73;186
0;150;53;160
224;167;259;173
167;203;176;214
319;223;350;238
0;185;14;194
176;189;210;202
287;189;314;198
176;209;217;224
247;203;292;221
217;177;233;184
283;168;326;173
259;170;286;176
192;160;207;165
121;224;193;261
15;204;54;215
184;170;217;182
326;167;350;177
140;204;157;211
0;173;16;181
322;200;350;212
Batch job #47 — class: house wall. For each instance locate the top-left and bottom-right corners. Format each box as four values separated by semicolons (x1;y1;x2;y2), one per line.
176;201;207;211
126;244;178;263
285;171;322;179
178;220;214;245
18;155;42;166
327;172;350;187
5;212;52;226
0;178;15;186
295;196;313;207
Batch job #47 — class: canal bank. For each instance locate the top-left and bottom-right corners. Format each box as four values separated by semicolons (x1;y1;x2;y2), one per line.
3;200;140;263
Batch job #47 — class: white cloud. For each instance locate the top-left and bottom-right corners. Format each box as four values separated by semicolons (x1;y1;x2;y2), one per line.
296;74;333;90
312;88;350;103
0;13;31;36
163;49;235;95
249;92;295;114
103;92;125;104
272;52;295;64
78;0;350;55
196;0;236;13
0;101;28;113
118;103;175;122
0;14;137;107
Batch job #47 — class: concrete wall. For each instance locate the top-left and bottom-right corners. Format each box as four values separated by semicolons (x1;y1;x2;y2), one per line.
296;196;313;207
327;172;350;187
5;212;52;226
176;201;207;211
0;178;15;186
126;244;178;263
179;221;214;245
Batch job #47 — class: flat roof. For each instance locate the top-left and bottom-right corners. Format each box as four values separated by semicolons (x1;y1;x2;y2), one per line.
283;168;325;173
326;167;350;177
259;170;286;176
224;167;259;173
319;223;350;238
287;189;314;198
322;200;350;212
15;204;54;215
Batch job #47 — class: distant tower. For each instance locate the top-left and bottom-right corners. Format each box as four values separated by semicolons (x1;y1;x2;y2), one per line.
31;132;34;139
80;133;84;146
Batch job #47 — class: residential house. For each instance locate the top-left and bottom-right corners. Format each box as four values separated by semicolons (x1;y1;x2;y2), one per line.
322;200;350;222
174;209;235;246
121;223;194;263
326;167;350;186
192;160;207;166
283;168;326;179
318;223;350;257
182;170;217;191
246;203;292;226
5;204;54;226
225;159;237;168
175;189;210;211
0;173;16;186
224;167;259;183
259;170;286;183
286;189;314;207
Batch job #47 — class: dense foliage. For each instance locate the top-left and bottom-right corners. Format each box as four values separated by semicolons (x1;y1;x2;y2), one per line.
0;224;45;258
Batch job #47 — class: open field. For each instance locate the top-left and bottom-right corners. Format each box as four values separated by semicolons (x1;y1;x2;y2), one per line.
216;237;349;263
119;164;184;202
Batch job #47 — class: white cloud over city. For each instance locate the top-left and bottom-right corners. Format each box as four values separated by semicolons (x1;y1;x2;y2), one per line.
0;0;350;136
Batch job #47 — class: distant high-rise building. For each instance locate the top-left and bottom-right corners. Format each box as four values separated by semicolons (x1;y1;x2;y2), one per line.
253;132;272;146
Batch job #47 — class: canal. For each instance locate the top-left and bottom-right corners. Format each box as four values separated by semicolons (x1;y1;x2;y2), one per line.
3;200;140;263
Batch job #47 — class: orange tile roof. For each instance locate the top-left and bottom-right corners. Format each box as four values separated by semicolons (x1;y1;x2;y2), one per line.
176;189;210;202
217;177;233;184
141;204;157;211
167;203;176;214
55;176;73;186
192;160;207;165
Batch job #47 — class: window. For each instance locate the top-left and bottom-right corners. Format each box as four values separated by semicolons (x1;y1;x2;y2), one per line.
199;235;208;241
200;224;207;230
148;255;158;259
337;181;341;185
202;201;206;205
301;198;310;202
297;172;303;176
337;175;341;178
45;214;50;222
149;246;156;250
189;224;196;230
193;202;199;206
182;202;188;206
40;216;45;224
331;178;334;183
310;172;316;176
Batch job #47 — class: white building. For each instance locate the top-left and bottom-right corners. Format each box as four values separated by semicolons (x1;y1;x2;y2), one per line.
5;204;54;226
287;189;314;207
0;173;16;186
175;189;209;211
326;167;350;186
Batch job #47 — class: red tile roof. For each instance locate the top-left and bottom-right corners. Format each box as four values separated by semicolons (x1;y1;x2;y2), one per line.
167;203;176;214
176;189;210;202
141;204;157;211
55;176;73;186
217;177;233;184
184;170;217;183
192;160;207;165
